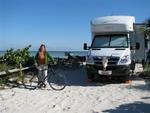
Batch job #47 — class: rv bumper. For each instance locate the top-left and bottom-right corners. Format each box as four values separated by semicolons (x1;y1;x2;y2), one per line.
86;64;130;76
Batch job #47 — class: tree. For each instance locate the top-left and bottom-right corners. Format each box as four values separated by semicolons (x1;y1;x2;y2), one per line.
144;18;150;37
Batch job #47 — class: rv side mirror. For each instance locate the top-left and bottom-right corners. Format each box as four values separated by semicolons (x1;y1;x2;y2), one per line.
136;42;140;50
130;46;133;50
83;43;88;50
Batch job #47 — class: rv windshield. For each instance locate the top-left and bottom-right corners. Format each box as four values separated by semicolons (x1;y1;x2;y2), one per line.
91;35;128;48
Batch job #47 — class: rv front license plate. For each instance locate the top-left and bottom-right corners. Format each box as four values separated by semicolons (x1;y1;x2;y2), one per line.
98;70;112;75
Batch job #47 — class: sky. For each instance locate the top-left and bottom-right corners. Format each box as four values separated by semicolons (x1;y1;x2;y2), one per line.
0;0;150;51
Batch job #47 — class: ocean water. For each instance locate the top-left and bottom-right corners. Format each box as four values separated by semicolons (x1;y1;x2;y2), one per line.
0;51;88;58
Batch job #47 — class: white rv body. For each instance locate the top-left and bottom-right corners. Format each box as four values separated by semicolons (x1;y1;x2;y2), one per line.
84;16;147;77
131;24;146;62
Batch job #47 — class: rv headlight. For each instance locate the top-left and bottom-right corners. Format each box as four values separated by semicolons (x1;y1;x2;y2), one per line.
86;57;94;64
119;55;130;64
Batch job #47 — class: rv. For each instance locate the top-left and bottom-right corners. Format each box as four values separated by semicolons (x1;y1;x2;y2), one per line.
83;16;148;80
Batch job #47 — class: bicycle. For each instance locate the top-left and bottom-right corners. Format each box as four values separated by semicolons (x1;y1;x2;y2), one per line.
22;64;67;91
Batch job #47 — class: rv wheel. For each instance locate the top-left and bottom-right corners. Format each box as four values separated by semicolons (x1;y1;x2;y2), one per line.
86;67;95;82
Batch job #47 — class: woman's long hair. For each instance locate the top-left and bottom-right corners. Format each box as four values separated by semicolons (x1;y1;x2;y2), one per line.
39;44;46;53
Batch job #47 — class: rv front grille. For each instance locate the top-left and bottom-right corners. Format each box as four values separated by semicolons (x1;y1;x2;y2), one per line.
93;57;120;66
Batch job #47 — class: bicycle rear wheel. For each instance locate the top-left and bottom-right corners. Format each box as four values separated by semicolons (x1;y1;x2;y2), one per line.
48;70;67;91
23;72;38;89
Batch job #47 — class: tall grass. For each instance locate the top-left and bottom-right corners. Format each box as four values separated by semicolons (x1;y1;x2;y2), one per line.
0;63;12;72
0;64;12;87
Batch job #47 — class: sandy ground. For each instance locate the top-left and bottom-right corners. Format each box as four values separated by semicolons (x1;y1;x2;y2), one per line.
0;68;150;113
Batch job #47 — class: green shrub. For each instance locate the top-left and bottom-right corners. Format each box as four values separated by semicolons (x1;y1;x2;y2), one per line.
0;45;34;68
0;45;35;86
0;78;6;87
144;63;150;75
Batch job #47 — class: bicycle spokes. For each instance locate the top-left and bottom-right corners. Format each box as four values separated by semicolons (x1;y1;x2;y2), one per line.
48;71;66;90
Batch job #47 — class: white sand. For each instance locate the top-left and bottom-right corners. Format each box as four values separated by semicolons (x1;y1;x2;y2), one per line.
0;68;150;113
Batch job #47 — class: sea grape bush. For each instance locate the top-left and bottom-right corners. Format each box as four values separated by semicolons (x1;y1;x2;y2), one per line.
0;45;34;67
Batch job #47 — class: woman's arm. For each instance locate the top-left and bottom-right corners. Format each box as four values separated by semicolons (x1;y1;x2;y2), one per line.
34;52;39;65
46;52;54;64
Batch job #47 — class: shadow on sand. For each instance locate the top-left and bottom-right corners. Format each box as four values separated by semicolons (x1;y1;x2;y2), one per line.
57;67;129;87
102;101;150;113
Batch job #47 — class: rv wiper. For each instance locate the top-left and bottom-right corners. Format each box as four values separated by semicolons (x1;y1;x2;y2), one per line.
115;48;125;50
92;48;101;50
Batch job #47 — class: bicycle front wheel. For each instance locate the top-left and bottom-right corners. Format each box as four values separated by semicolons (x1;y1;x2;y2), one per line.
49;70;67;91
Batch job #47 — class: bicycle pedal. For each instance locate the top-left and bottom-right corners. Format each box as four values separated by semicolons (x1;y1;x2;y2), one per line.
43;84;46;88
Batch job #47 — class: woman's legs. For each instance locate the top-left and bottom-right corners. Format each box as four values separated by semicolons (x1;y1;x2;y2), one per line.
37;66;43;82
44;70;48;85
37;65;49;88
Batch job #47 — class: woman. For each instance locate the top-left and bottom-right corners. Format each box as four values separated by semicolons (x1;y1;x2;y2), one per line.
35;44;54;88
